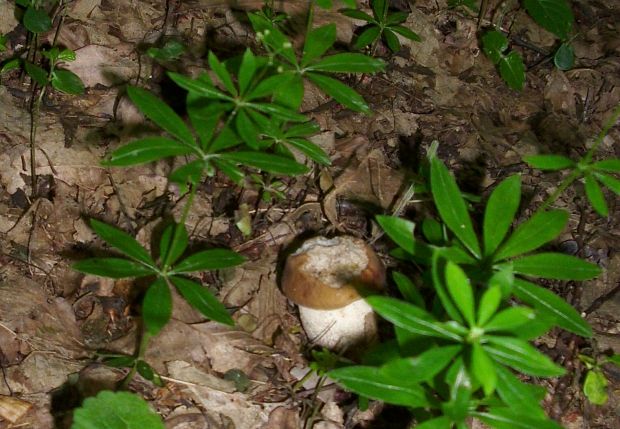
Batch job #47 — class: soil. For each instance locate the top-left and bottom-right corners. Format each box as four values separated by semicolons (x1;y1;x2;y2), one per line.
0;0;619;428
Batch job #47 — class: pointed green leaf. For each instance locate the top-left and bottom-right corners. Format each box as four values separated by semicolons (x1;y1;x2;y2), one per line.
306;53;385;73
524;154;575;170
445;261;475;326
376;215;415;255
235;109;260;150
471;342;496;396
238;49;256;95
595;172;620;195
127;87;195;146
494;209;568;261
168;71;230;100
495;365;547;417
172;249;245;274
478;286;502;326
392;271;424;308
24;61;48;86
353;26;381;50
51;69;85;95
286;138;331;165
473;407;563;429
584;174;608;216
432;252;465;324
381;345;461;383
103;137;195;166
484;336;566;376
160;223;189;267
142;278;172;336
386;12;409;25
513;253;601;280
248;102;307;122
246;72;295;100
484;307;536;332
489;264;515;298
367;296;463;341
208;51;237;96
592;158;620;173
383;28;401;52
372;0;388;19
306;72;370;113
513;279;592;337
273;74;305;109
90;219;153;265
523;0;573;40
482;30;508;64
340;9;375;23
171;276;233;325
302;23;336;66
430;156;481;258
221;152;309;175
483;175;521;256
73;258;154;278
213;159;245;184
329;366;428;408
499;51;526;91
23;7;52;34
416;417;452;429
390;25;421;42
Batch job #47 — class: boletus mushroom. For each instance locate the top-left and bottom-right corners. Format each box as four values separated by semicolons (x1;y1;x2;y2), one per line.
281;236;385;354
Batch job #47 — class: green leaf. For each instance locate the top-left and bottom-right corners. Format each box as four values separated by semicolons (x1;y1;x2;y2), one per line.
483;175;521;256
443;363;471;422
494;209;568;261
386;12;409;25
71;390;165;429
248;102;307;122
90;219;154;265
489;264;515;298
595;172;620;195
1;58;22;73
73;258;154;278
390;25;421;42
213;159;245;184
168;72;230;100
367;296;463;341
208;51;237;96
584;174;608;217
422;218;444;245
499;51;526;91
484;307;535;332
142;278;172;336
24;61;48;86
329;366;429;408
523;0;573;40
482;30;508;64
376;215;415;255
554;43;574;70
103;137;195;166
127;86;195;146
471;342;496;395
187;98;224;147
340;9;375;23
51;69;85;95
23;7;52;34
513;253;601;280
160;223;188;268
392;271;424;308
307;53;385;73
221;152;309;175
136;359;156;381
353;26;381;50
383;28;401;52
416;417;452;429
445;261;475;326
172;249;245;274
286;138;331;165
432;252;465;323
306;72;370;113
169;160;205;193
592;158;620;173
430;156;481;258
495;365;547;417
237;49;256;95
302;23;337;66
524;154;575;170
583;370;608;405
235;109;260;149
171;276;234;325
372;0;389;19
381;345;461;383
273;74;305;109
484;336;566;376
606;355;620;366
513;279;592;337
473;407;563;429
478;286;502;326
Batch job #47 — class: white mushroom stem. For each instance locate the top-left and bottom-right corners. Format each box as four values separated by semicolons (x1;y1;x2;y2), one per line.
298;299;377;352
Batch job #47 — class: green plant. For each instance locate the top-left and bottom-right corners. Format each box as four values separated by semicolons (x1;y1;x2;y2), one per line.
341;0;421;53
72;390;165;429
579;353;620;405
328;146;603;428
473;0;576;89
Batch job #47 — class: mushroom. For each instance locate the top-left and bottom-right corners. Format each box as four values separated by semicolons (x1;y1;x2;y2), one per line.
281;236;385;354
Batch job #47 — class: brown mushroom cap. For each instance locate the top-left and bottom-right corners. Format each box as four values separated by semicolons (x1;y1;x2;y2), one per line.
281;236;385;310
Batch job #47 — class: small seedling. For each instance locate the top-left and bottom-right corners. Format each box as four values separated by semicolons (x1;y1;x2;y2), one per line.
341;0;421;53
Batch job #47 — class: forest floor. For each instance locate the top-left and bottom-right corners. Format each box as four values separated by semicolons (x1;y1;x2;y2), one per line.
0;0;619;428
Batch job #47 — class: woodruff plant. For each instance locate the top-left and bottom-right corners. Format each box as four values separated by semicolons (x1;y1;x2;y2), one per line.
72;6;384;386
328;143;611;428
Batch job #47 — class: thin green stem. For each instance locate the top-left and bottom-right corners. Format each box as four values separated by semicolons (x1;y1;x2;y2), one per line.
119;331;152;390
539;169;581;211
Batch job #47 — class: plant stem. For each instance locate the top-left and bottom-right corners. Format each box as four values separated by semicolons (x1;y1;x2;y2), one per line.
538;169;580;211
119;331;152;390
